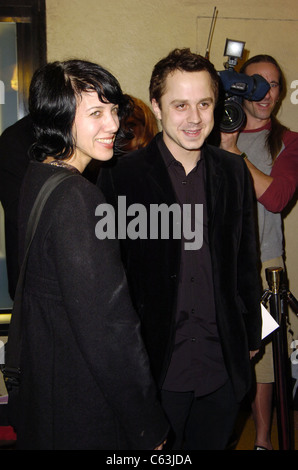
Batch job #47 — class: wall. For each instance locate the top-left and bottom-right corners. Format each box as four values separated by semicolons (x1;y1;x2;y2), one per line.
46;0;298;329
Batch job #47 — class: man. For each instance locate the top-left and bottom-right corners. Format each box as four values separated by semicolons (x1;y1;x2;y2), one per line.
221;55;298;450
99;48;262;450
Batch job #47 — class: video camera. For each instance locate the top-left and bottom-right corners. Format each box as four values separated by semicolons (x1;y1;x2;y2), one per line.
218;39;271;132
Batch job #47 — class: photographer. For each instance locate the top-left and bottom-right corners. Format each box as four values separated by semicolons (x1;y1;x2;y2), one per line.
221;54;298;450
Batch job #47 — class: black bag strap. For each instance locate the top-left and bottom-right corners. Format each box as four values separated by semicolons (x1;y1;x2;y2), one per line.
3;170;76;388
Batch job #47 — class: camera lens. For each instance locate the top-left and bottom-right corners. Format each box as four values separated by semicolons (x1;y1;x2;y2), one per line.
220;100;246;133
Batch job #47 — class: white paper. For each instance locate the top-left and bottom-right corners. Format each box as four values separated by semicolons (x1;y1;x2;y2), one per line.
261;303;279;339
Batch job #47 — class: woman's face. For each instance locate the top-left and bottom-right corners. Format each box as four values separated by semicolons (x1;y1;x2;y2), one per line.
71;90;119;171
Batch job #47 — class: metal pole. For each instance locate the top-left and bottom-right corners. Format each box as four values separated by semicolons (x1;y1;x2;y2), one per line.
266;267;292;450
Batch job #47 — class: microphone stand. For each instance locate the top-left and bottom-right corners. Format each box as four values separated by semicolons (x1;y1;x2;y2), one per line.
261;267;298;450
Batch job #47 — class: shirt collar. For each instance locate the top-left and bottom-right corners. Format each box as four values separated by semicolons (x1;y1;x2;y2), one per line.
241;119;271;133
157;132;204;170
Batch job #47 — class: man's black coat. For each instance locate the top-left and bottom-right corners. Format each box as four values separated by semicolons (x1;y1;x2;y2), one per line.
99;134;262;402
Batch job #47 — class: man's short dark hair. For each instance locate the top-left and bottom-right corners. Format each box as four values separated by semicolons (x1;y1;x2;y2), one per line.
149;48;220;105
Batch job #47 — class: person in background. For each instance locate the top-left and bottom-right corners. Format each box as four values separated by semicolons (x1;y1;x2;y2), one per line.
220;54;298;450
0;113;102;300
12;59;168;450
99;48;262;450
119;95;159;152
0;115;35;299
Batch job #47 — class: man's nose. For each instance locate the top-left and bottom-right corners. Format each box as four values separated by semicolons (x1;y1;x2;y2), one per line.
188;107;202;123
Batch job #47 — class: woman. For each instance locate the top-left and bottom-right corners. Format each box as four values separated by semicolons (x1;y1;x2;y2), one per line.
15;60;168;449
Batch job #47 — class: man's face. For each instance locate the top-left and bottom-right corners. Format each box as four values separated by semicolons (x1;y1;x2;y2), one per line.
152;70;215;160
242;61;281;128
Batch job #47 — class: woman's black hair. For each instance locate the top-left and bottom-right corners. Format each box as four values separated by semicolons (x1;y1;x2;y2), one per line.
29;59;132;161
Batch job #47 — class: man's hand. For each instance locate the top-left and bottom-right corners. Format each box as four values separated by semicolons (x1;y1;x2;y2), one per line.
154;439;167;450
250;350;259;360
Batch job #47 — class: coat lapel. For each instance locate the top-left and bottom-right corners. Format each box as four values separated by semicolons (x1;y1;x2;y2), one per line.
203;145;224;229
143;138;177;206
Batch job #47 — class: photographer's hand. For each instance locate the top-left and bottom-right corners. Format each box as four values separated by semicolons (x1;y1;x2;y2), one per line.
220;131;241;155
220;131;273;199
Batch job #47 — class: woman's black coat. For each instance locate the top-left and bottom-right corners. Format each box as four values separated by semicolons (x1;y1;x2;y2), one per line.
15;161;168;450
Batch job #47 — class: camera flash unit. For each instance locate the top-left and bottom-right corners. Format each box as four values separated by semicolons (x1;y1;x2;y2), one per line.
224;39;245;59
